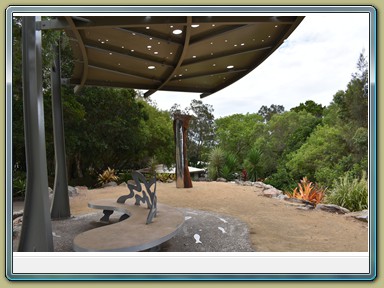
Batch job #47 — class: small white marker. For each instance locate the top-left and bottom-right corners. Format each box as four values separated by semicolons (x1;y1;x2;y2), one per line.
218;227;227;234
194;234;202;244
185;216;192;220
219;217;228;223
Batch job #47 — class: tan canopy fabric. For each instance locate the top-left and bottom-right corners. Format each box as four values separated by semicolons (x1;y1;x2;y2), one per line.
41;15;304;98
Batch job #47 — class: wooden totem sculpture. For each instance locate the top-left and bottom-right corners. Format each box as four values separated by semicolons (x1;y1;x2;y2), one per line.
173;114;193;188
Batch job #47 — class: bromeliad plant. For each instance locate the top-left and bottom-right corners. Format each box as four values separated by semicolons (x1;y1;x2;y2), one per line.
97;167;119;185
287;177;326;205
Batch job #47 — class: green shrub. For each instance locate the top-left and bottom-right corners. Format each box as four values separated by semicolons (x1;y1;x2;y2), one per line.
207;147;225;180
314;166;342;188
325;171;368;211
264;167;296;192
13;171;26;198
118;170;132;183
220;153;239;181
220;165;233;181
243;147;262;181
207;166;218;180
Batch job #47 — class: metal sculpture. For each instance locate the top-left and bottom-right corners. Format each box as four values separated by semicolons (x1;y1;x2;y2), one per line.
117;171;157;224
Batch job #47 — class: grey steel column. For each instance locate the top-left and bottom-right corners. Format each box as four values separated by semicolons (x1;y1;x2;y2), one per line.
18;16;54;252
50;43;71;219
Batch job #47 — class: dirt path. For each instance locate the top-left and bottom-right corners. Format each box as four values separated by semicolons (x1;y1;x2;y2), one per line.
68;181;368;252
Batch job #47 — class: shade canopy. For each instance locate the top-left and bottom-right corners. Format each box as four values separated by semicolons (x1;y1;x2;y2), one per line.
41;15;304;98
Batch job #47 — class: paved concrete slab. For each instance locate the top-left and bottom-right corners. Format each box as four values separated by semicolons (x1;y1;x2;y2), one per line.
13;207;254;252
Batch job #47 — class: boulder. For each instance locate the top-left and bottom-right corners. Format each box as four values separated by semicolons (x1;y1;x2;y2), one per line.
262;184;274;190
345;209;368;222
243;181;254;186
102;181;118;188
68;185;79;197
216;178;227;182
253;181;265;189
262;188;282;198
315;204;350;214
275;194;289;200
296;205;315;211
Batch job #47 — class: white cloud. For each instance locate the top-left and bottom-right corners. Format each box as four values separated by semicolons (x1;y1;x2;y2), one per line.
150;13;370;118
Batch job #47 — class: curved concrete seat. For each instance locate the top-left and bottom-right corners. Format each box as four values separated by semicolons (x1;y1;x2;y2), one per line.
73;199;184;252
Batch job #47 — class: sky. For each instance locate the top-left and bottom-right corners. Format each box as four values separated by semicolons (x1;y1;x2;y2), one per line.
144;13;370;118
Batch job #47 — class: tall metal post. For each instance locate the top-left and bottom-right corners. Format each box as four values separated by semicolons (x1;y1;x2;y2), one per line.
173;114;192;188
18;16;54;251
50;43;71;219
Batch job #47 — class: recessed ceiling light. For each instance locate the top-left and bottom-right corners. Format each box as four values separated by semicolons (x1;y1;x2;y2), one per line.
275;25;278;28
148;65;155;70
241;43;245;46
192;55;197;58
147;45;152;49
154;51;159;54
131;49;135;52
109;52;112;55
227;65;234;69
146;26;150;30
121;46;124;48
191;24;200;28
172;29;183;35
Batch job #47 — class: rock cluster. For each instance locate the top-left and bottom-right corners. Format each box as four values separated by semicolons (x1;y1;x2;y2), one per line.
233;180;369;222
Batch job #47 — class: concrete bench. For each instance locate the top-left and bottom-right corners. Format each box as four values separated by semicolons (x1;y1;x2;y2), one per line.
73;172;184;252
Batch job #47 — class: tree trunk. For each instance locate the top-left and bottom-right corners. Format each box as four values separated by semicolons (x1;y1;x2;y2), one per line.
75;153;83;178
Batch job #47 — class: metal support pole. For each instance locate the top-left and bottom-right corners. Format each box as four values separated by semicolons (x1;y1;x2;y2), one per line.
50;43;71;219
173;114;192;188
18;16;54;252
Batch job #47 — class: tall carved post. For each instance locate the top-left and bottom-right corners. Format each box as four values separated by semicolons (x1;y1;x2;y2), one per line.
173;114;192;188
